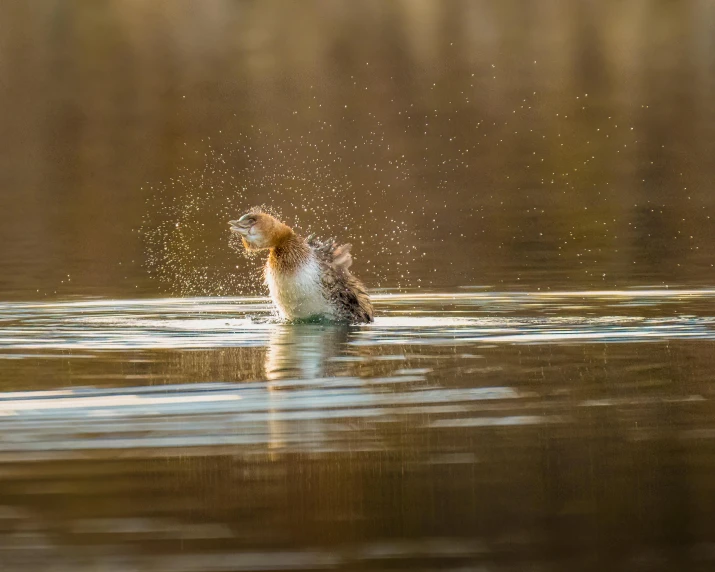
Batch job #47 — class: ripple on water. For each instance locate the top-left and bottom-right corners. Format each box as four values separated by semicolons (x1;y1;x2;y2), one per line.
0;290;713;351
0;377;529;460
0;291;712;467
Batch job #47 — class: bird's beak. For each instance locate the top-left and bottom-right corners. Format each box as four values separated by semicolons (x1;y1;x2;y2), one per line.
229;214;255;235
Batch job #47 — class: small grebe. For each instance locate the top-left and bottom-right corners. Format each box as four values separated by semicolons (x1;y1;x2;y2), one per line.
229;212;373;323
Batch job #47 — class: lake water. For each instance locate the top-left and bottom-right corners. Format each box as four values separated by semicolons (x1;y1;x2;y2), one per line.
1;1;715;570
1;291;715;570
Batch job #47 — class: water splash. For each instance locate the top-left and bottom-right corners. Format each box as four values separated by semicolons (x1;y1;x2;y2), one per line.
140;125;419;298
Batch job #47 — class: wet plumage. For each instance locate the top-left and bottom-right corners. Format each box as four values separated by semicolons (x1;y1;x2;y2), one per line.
229;212;374;323
307;235;374;323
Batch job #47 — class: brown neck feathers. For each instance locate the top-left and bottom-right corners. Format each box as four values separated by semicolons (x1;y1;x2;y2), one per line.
269;234;311;273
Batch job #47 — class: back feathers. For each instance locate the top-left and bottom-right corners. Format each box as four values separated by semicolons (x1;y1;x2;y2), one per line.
307;236;353;271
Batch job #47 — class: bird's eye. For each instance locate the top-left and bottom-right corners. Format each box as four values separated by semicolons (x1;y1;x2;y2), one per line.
238;214;256;225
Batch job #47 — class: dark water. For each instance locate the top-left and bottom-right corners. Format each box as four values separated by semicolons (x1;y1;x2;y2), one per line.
1;1;715;570
1;292;715;570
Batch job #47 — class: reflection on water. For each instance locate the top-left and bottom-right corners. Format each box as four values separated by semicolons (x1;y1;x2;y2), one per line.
0;292;714;570
265;324;350;381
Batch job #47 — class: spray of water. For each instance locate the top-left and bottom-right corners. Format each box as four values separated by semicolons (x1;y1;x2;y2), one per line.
140;123;419;297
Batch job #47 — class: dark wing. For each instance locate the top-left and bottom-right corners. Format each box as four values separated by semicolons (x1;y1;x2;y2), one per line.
307;236;353;271
307;235;373;323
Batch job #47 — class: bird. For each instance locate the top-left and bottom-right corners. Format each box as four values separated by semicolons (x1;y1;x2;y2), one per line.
229;211;373;323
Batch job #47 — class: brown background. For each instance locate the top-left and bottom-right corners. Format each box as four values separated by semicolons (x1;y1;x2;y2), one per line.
1;0;713;299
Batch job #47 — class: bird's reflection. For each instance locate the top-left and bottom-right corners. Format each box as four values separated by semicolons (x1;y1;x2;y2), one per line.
264;324;351;452
264;323;350;381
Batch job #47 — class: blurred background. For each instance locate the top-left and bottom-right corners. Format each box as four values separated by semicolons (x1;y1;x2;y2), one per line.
1;0;714;298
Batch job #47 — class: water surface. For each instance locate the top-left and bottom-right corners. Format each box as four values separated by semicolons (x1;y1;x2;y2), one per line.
1;292;714;570
2;1;715;570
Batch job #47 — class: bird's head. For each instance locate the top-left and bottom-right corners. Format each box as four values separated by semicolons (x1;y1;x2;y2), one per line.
229;212;292;250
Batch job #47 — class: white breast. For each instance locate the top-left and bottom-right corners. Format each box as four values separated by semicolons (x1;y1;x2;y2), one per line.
264;256;333;320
